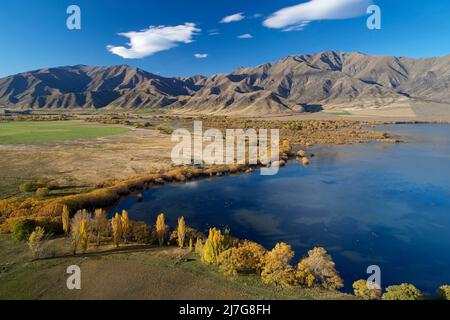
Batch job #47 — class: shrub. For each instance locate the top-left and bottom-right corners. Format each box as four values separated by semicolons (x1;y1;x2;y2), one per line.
296;247;343;290
131;221;151;244
19;181;38;193
261;242;296;288
436;285;450;300
382;284;422;300
11;219;36;241
218;241;266;276
28;226;46;258
201;228;229;264
36;187;50;197
352;279;382;300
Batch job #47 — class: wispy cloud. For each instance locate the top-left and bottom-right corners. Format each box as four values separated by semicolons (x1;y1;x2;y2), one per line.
194;53;208;59
107;23;201;59
220;12;245;24
208;29;220;36
263;0;372;31
238;33;253;39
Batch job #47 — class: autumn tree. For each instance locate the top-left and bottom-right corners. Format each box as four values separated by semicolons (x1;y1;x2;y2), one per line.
436;285;450;300
28;226;45;259
201;228;229;265
296;247;343;290
260;242;296;287
62;205;70;235
188;238;194;252
218;241;266;276
177;216;186;248
195;238;204;255
111;212;123;248
156;213;168;246
93;208;109;246
352;279;382;300
382;284;422;300
121;210;131;243
80;218;89;253
70;210;90;255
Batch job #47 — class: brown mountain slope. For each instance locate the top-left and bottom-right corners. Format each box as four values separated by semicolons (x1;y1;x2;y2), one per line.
1;51;449;115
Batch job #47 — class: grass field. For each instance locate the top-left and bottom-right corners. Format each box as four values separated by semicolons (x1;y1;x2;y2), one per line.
0;235;352;300
0;121;130;144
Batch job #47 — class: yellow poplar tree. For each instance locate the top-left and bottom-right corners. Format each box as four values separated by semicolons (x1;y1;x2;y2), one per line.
156;213;167;246
261;242;296;287
121;210;130;243
62;205;70;235
111;213;123;248
201;228;228;264
188;238;194;252
80;218;89;253
177;216;186;248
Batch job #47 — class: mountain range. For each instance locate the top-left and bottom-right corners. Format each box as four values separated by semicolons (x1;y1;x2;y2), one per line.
1;51;449;115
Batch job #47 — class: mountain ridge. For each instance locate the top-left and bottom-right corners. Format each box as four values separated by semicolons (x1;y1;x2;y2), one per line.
1;51;449;115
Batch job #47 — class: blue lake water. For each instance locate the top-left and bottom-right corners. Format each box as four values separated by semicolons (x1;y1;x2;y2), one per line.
111;124;450;293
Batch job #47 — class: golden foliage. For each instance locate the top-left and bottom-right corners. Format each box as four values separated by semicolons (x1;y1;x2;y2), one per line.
437;285;450;300
28;226;45;258
111;212;123;248
121;210;130;243
296;247;343;290
218;241;266;276
260;242;296;288
195;238;204;255
188;238;193;252
62;205;70;235
296;265;316;288
177;216;186;248
382;283;422;300
80;218;89;253
156;213;167;246
70;210;90;255
201;228;228;265
352;279;382;300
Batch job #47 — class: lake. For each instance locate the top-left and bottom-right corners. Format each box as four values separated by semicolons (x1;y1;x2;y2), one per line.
110;124;450;293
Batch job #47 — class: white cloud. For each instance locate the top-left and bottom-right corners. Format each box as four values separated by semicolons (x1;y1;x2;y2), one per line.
208;29;220;36
220;12;245;24
263;0;372;31
194;53;208;59
238;33;253;39
107;23;201;59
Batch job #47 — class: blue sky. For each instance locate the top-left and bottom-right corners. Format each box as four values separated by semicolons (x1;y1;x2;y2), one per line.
0;0;449;78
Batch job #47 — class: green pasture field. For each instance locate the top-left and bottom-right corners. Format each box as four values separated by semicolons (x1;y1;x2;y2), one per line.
0;121;130;144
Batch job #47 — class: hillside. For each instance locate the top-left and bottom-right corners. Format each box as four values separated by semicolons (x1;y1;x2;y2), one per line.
1;51;449;115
